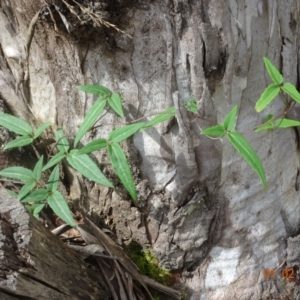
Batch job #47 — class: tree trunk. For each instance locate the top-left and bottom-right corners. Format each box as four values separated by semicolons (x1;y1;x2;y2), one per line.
0;0;300;299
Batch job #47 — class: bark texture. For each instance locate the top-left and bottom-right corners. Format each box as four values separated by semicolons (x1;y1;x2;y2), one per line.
0;188;110;299
0;0;300;299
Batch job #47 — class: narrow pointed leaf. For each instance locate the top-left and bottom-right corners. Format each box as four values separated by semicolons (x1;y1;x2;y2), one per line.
25;205;32;212
47;165;60;192
282;82;300;104
0;167;33;182
33;204;46;219
227;131;266;188
255;123;274;132
108;92;124;117
67;153;113;188
17;181;36;200
142;107;175;129
223;105;238;131
201;125;226;137
33;155;44;181
74;97;107;147
42;151;65;171
263;57;283;84
75;138;108;155
109;123;146;143
48;190;76;227
55;127;69;153
0;113;32;135
108;143;137;201
255;83;280;112
275;118;300;128
255;115;275;132
21;188;48;202
77;85;111;97
4;136;33;150
34;122;52;139
32;203;46;212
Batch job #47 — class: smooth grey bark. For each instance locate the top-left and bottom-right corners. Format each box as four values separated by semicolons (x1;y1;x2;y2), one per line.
0;0;300;299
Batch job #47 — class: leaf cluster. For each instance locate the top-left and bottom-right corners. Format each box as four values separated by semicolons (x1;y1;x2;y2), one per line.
201;57;300;189
201;106;267;188
0;85;175;227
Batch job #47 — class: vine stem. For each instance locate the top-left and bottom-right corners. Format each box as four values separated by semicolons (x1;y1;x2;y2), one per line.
240;98;295;135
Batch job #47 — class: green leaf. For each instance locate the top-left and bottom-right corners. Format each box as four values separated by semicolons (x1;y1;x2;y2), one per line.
0;113;33;135
255;83;280;112
109;123;146;143
265;114;274;122
0;167;33;182
201;125;226;137
20;188;48;202
55;127;69;153
33;155;44;181
33;122;52;139
3;136;33;150
142;107;175;129
275;118;300;128
227;131;266;188
42;151;65;171
48;190;76;227
74;97;107;148
33;203;46;219
108;93;124;117
108;143;137;201
282;82;300;104
47;165;60;192
75;138;108;155
77;85;111;97
223;105;238;131
255;123;274;132
263;57;283;84
255;114;275;132
184;97;198;113
67;153;113;188
17;181;36;200
258;118;292;131
25;204;32;212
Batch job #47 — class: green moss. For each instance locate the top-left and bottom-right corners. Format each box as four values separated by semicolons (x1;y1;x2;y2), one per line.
152;294;161;300
181;291;189;300
124;241;172;286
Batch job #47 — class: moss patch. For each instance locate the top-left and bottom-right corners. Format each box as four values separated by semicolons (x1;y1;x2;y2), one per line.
124;241;172;286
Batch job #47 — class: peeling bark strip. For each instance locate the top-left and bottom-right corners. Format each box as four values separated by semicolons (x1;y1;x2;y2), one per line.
172;91;198;206
200;23;220;75
17;9;41;106
0;188;110;300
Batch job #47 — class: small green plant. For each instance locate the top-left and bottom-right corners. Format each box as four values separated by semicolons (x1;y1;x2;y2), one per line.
200;57;300;188
0;85;175;227
184;96;197;114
